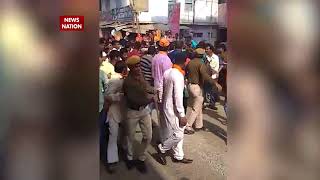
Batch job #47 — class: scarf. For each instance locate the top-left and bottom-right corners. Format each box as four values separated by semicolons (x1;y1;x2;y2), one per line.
173;64;185;76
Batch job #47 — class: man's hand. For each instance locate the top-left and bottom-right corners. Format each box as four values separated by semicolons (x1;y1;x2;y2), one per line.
103;101;110;112
179;117;187;128
217;83;222;92
156;90;162;103
214;83;222;92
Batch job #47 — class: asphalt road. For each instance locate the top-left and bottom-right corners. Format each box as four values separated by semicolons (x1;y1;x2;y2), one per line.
101;101;227;180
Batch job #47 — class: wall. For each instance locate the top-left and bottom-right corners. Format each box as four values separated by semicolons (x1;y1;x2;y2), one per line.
138;0;169;23
218;2;227;28
189;25;217;44
107;0;130;11
103;0;218;25
179;0;218;24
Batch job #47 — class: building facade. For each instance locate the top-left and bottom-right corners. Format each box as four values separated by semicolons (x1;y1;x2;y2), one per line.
217;0;227;42
101;0;220;44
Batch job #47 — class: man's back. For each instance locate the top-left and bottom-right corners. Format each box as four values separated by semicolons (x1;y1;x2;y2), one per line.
152;53;172;83
207;54;220;79
152;53;173;101
100;60;115;80
141;54;154;86
163;68;185;118
105;74;126;123
123;74;154;107
186;58;202;85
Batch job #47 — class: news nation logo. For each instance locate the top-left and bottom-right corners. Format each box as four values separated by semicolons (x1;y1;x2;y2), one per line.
60;16;84;31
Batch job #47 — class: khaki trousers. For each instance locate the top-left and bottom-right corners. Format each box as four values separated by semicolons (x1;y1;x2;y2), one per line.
186;84;204;129
126;106;152;161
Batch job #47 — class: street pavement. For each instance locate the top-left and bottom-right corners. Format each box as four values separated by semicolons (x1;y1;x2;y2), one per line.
101;101;227;180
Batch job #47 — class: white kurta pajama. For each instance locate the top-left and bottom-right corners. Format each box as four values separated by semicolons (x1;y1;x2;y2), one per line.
158;67;186;160
105;73;126;164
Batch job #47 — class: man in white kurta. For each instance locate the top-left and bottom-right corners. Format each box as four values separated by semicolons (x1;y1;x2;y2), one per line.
157;53;193;165
105;61;128;168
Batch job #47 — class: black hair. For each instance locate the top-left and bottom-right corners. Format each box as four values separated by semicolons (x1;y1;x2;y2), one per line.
149;40;155;46
175;41;184;49
217;43;227;52
206;43;215;51
168;42;175;51
134;41;141;49
147;46;157;55
120;48;128;55
109;50;121;60
120;39;128;47
174;52;187;65
196;41;206;49
112;40;120;46
158;46;168;52
99;50;104;58
141;41;147;47
125;41;132;49
99;38;106;44
186;49;195;59
114;61;127;73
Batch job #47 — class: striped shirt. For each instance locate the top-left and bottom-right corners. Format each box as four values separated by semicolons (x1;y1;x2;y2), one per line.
140;54;154;86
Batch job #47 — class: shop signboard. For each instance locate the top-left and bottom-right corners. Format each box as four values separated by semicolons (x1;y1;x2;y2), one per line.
133;0;149;12
110;6;134;22
168;3;181;35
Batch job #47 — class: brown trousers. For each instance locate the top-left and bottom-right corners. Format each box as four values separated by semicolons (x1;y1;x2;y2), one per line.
186;84;204;129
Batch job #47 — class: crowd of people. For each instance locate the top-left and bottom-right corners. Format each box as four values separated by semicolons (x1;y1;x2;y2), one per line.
99;33;227;174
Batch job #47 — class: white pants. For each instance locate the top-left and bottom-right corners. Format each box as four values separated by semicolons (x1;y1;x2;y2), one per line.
107;117;119;164
157;103;169;143
158;116;185;160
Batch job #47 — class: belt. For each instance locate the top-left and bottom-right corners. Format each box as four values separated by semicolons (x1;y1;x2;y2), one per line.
128;104;147;111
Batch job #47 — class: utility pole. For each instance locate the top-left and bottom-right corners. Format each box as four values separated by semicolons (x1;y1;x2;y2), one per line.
130;0;140;33
192;0;196;24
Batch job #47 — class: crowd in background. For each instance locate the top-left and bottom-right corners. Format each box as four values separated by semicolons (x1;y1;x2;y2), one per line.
99;32;227;174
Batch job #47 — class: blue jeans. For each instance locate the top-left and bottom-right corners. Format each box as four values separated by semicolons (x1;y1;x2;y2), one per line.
204;83;218;106
99;109;108;165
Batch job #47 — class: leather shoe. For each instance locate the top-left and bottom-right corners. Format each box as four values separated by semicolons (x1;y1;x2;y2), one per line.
106;162;118;174
209;105;218;110
136;160;148;173
125;160;136;170
184;129;195;135
172;158;193;164
156;144;167;165
194;127;209;132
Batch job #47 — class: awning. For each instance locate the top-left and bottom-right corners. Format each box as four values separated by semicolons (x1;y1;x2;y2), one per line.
180;26;190;30
99;21;115;27
122;24;163;34
100;22;132;28
115;24;134;31
153;24;169;31
122;28;147;34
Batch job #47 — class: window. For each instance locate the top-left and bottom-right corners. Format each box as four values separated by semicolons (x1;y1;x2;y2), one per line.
185;0;193;11
193;33;203;38
206;0;213;6
185;3;193;11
